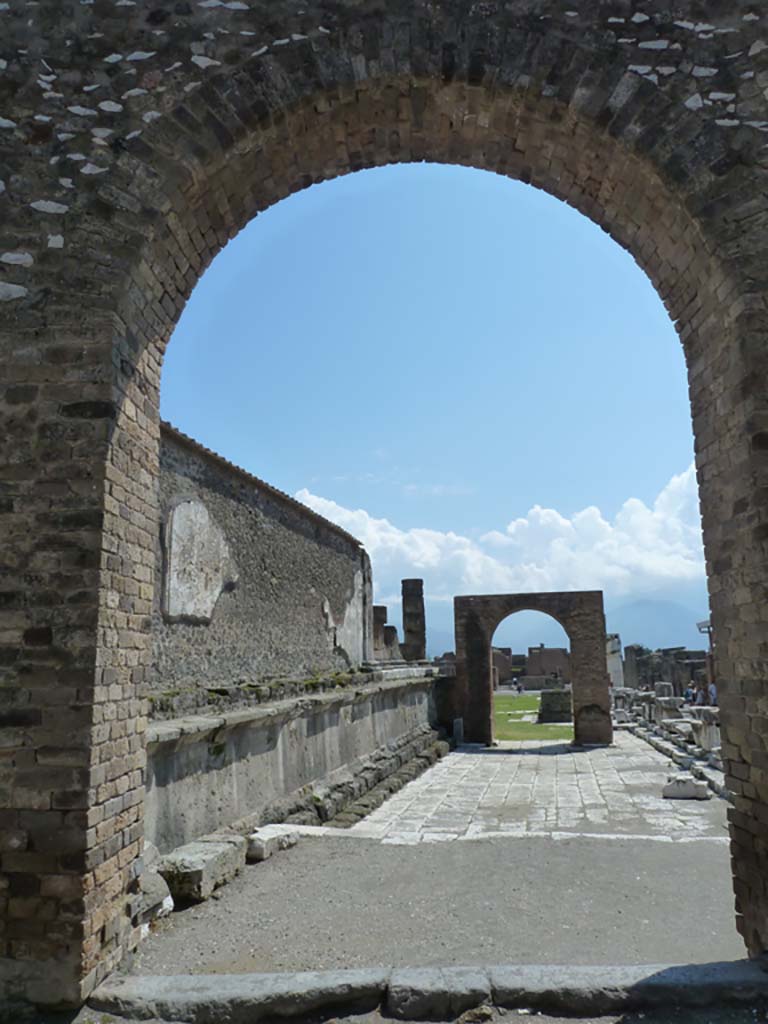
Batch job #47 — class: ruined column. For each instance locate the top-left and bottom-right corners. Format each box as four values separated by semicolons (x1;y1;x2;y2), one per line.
373;606;388;660
401;579;426;662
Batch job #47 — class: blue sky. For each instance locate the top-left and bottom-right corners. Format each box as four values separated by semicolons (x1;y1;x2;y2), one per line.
161;163;708;653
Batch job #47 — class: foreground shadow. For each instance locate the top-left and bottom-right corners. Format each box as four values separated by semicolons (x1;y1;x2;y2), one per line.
455;742;590;757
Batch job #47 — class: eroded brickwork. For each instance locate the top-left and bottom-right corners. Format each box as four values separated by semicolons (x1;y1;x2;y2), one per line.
454;592;613;747
2;0;768;1005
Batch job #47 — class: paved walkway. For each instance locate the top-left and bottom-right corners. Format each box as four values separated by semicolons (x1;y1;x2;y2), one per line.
126;729;740;977
348;731;728;844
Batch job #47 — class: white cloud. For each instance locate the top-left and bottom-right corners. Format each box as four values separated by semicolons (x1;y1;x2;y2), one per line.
295;463;705;604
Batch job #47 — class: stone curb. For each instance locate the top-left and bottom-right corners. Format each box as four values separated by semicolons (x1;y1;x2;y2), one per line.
89;962;768;1022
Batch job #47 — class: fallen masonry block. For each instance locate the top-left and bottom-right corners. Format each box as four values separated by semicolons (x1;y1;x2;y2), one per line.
247;826;300;863
158;832;246;902
662;773;711;800
138;869;174;926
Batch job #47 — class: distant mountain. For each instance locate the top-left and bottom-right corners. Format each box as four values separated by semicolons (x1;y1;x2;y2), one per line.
605;597;709;651
422;593;709;658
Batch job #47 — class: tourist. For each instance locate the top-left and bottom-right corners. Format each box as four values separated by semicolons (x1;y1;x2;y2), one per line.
709;680;718;706
683;683;694;704
695;683;707;706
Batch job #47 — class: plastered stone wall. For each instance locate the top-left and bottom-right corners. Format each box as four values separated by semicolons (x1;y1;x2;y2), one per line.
151;424;373;700
2;0;768;1006
454;592;613;747
145;674;436;853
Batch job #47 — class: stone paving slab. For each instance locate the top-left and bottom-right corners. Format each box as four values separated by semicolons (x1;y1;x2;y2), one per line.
351;732;728;844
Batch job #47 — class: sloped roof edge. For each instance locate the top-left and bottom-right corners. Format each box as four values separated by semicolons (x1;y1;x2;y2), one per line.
160;420;363;550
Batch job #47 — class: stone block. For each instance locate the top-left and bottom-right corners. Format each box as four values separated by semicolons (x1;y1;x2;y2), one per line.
537;690;572;724
157;833;246;902
91;968;389;1022
247;826;300;863
662;773;711;801
387;967;490;1020
138;869;174;924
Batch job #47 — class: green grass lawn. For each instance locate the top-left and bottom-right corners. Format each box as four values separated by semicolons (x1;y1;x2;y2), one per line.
493;691;573;742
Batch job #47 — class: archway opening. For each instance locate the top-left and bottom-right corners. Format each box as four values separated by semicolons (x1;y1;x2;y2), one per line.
5;9;767;995
491;610;573;743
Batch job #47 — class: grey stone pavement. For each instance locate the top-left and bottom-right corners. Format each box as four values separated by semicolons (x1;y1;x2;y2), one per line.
123;730;742;979
347;731;727;844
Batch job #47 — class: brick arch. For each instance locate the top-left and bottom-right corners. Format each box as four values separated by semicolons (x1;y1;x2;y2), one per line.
3;1;768;1006
454;592;612;748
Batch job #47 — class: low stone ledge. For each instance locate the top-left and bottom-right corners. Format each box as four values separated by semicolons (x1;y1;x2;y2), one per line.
157;833;246;903
387;967;490;1020
88;962;768;1022
148;665;441;723
146;672;439;749
90;968;390;1023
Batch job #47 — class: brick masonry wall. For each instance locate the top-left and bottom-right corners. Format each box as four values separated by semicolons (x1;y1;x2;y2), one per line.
454;591;612;747
2;0;768;1006
151;425;372;703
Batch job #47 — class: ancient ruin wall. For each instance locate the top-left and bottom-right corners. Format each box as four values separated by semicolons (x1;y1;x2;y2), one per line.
3;0;768;1006
152;424;373;697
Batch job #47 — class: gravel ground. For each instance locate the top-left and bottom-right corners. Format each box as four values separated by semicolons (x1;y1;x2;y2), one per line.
129;833;742;975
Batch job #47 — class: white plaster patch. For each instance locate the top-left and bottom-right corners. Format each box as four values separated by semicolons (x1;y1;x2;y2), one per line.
126;51;156;61
631;12;650;23
142;110;162;123
81;162;108;175
638;39;669;49
692;66;718;77
684;93;704;110
67;105;97;116
1;251;33;266
749;40;767;56
104;53;123;63
0;282;28;301
163;500;238;623
0;179;5;194
99;100;123;112
30;199;68;214
58;177;74;188
322;570;365;666
191;54;221;68
47;234;64;248
0;117;17;128
0;59;7;70
122;88;147;98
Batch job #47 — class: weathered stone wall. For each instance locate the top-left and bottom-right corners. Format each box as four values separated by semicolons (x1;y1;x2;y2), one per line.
3;0;768;1005
151;424;373;700
145;671;438;852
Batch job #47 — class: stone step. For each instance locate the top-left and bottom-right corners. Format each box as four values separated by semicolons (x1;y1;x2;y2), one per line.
157;832;246;903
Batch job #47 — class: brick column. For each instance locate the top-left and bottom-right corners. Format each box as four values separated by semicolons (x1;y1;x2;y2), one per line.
372;606;388;660
401;579;426;662
454;605;493;745
566;595;612;746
